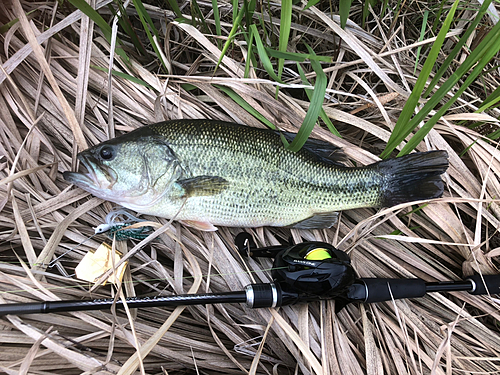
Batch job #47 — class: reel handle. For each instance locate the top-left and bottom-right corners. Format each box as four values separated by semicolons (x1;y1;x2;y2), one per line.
235;232;290;258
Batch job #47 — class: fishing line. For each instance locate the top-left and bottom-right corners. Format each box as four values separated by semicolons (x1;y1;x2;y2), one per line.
2;234;497;316
1;211;285;299
4;217;279;298
8;210;495;315
46;232;101;268
0;264;290;297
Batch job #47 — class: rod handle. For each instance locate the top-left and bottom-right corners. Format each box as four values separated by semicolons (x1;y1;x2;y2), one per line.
348;278;427;303
467;274;500;295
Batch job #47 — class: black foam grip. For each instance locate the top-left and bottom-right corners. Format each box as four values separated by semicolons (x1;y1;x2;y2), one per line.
467;274;500;295
360;278;427;303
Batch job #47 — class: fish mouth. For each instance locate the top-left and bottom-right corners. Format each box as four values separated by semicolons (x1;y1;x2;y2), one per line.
63;153;117;192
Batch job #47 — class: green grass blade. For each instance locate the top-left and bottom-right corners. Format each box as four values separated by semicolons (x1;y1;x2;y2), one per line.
91;65;152;88
244;27;255;78
130;0;168;71
250;25;282;82
361;0;370;27
68;0;111;38
244;0;257;32
0;9;36;33
216;85;276;129
297;63;341;137
459;141;478;156
303;0;321;10
431;0;445;33
380;0;460;159
381;0;389;18
398;26;500;155
265;48;333;62
212;0;222;47
407;21;500;124
191;0;209;32
318;106;341;138
339;0;353;29
414;10;429;75
478;82;500;112
129;0;159;38
67;0;129;63
111;2;147;56
487;129;500;140
166;0;183;18
216;2;247;70
424;0;493;97
287;45;327;152
0;17;19;33
416;22;500;121
278;0;292;80
0;9;40;33
399;47;500;155
181;83;197;91
232;0;238;19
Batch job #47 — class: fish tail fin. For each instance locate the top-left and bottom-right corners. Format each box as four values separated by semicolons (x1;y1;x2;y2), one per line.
379;150;448;207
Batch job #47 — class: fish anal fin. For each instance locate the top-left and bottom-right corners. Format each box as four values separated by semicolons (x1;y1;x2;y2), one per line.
176;176;229;198
288;212;339;229
181;220;218;231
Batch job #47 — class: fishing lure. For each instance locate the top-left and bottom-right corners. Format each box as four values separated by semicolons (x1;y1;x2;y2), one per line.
94;208;154;241
47;209;152;269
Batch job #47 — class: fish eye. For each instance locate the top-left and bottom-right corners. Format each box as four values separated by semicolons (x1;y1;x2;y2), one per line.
99;146;116;161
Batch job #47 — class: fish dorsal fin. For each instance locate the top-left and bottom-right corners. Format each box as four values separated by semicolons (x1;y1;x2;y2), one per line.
175;176;229;198
280;132;346;166
288;212;339;229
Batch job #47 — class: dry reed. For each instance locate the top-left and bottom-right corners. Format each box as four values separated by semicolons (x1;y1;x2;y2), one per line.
1;0;500;374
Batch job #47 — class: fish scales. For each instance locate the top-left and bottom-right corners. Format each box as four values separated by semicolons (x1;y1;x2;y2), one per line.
63;119;448;230
147;120;382;226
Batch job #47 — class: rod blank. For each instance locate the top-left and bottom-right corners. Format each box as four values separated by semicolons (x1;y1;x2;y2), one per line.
0;291;247;316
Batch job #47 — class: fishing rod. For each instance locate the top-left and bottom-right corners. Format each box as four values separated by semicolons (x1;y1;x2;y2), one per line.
0;232;498;316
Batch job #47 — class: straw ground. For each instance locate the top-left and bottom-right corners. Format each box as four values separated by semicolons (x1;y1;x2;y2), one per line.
1;0;500;374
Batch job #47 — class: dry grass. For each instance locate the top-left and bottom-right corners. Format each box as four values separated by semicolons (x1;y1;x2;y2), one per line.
1;0;500;374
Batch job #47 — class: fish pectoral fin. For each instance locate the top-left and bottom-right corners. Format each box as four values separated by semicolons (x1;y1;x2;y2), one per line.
288;212;339;229
175;176;229;198
180;220;218;231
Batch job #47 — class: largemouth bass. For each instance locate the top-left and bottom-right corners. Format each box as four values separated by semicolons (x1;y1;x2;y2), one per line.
63;119;448;231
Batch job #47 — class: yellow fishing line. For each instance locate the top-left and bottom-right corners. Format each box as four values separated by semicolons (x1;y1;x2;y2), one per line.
305;248;332;261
